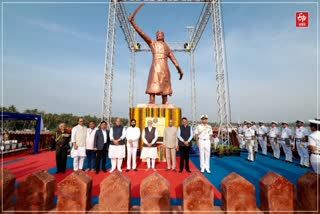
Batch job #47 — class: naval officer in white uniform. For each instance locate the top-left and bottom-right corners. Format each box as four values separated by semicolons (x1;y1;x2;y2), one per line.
295;120;309;167
195;115;213;173
257;121;268;155
268;121;280;159
244;121;255;161
308;118;320;174
278;122;293;162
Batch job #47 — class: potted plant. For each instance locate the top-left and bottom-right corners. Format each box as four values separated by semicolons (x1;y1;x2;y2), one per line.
211;143;218;156
217;144;224;158
231;145;240;156
224;145;231;156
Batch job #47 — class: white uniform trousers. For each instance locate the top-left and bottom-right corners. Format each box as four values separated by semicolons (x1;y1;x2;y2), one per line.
310;154;320;174
246;139;254;161
279;140;292;162
253;139;258;152
296;141;310;167
257;136;267;155
199;139;211;171
126;145;137;170
239;135;245;149
270;138;280;159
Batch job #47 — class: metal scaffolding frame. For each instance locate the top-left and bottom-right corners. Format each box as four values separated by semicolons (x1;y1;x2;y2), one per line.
102;0;232;140
211;0;232;143
102;0;118;124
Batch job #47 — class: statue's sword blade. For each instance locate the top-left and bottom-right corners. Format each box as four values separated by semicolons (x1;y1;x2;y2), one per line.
131;3;144;18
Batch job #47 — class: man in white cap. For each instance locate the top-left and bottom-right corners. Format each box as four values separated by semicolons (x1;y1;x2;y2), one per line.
268;121;280;159
257;121;268;155
195;115;213;173
244;121;255;161
140;120;158;171
295;120;309;167
278;122;293;163
308;118;320;174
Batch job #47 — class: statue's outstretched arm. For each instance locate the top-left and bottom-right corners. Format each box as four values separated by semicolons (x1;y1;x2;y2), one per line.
168;51;183;80
129;17;152;45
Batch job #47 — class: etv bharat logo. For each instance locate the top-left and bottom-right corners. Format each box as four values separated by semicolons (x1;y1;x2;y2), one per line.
296;12;309;28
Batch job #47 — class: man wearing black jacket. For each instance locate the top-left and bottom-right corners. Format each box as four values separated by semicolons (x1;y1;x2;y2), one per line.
177;117;193;173
94;121;110;174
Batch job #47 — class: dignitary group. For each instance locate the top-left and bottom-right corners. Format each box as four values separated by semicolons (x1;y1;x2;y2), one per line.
237;118;320;174
52;115;215;175
52;115;320;175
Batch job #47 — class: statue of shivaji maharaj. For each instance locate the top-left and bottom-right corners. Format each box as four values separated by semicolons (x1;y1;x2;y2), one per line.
128;4;184;105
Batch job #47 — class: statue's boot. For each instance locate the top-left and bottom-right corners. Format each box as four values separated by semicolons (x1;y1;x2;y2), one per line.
149;94;155;104
162;95;168;104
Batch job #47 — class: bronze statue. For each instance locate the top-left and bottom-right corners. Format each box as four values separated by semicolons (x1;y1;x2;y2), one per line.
128;4;184;105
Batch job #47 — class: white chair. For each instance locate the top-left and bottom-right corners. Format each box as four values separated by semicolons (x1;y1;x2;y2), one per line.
11;141;17;150
17;142;23;149
4;141;11;151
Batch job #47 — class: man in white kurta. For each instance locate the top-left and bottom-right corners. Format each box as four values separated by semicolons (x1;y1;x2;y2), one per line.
163;120;178;171
141;120;158;171
71;118;87;171
125;119;140;172
308;118;320;174
195;115;213;173
278;122;293;162
268;121;280;159
109;118;126;173
257;122;268;155
295;120;310;167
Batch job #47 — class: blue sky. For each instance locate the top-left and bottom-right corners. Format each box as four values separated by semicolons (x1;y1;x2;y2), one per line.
1;0;319;123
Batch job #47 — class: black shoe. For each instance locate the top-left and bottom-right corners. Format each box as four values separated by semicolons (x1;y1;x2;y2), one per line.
179;170;183;173
96;170;99;174
102;169;107;173
186;169;191;173
134;169;138;171
126;169;130;172
55;171;60;174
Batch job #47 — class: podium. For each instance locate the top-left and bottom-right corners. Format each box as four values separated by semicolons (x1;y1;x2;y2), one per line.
129;104;181;161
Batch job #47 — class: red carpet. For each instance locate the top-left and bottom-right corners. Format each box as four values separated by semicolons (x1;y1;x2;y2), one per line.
2;151;221;200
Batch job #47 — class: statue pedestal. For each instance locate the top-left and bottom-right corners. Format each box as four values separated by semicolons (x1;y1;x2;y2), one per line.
129;104;181;162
